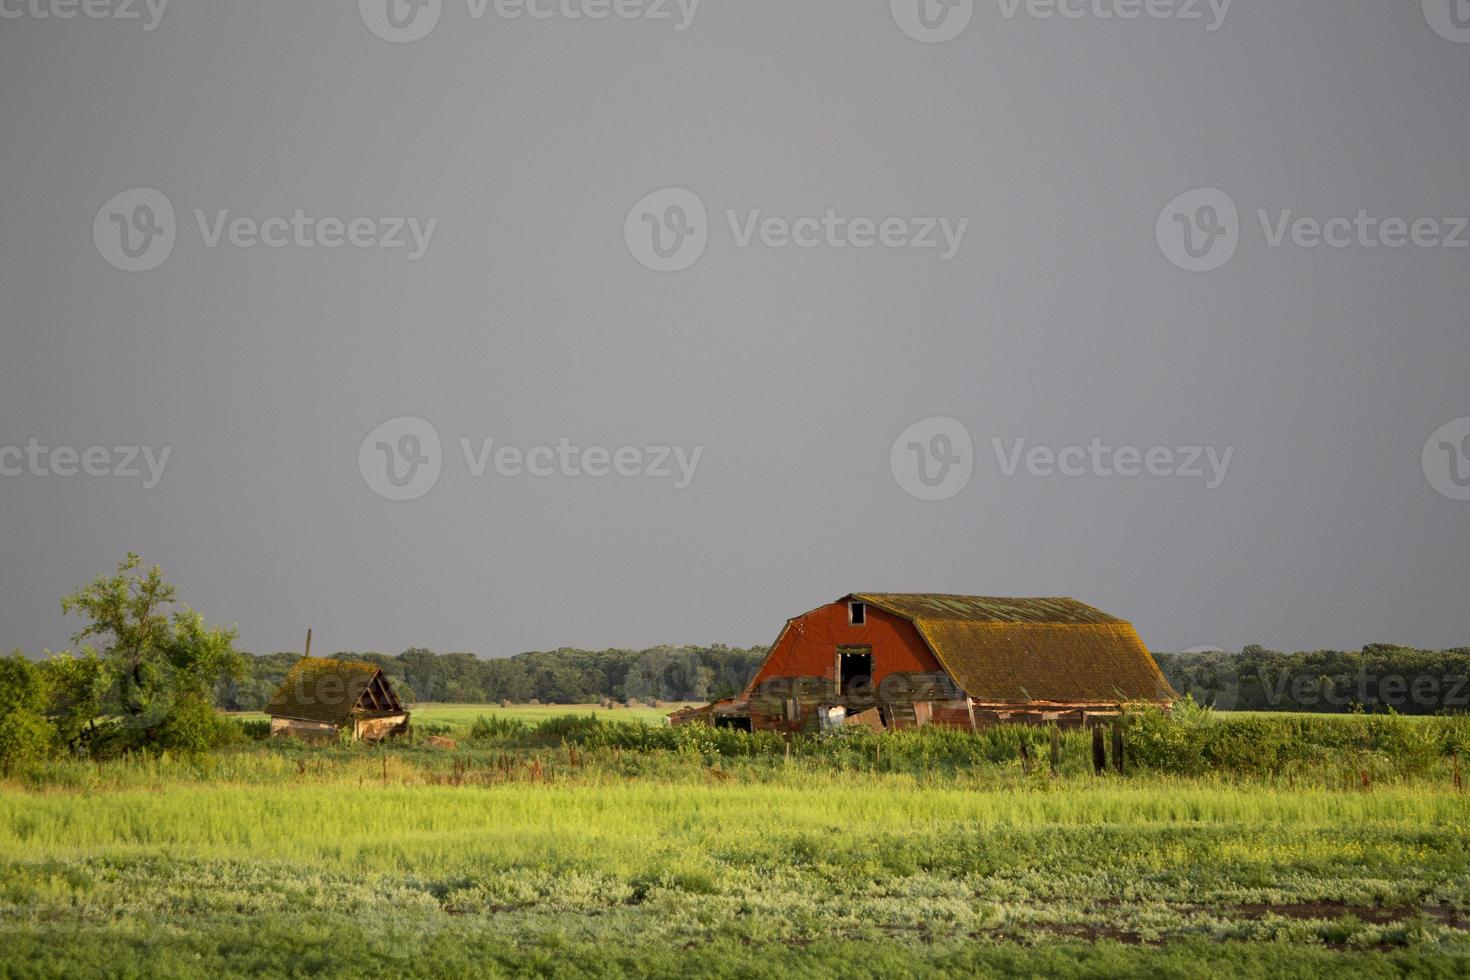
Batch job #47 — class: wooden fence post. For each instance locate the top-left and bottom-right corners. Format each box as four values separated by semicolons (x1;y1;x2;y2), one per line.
1092;724;1106;775
1112;719;1125;776
1019;738;1032;775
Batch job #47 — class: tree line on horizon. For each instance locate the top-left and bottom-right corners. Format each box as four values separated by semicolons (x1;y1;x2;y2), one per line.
216;643;1470;716
1155;645;1470;715
216;644;771;711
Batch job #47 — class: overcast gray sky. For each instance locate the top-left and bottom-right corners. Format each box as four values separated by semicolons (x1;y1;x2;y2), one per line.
1;0;1467;658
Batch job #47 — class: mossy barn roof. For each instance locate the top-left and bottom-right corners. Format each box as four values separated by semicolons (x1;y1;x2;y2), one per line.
849;594;1176;704
265;657;404;724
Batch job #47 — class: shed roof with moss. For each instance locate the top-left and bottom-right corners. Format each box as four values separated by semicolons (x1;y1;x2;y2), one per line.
264;657;405;724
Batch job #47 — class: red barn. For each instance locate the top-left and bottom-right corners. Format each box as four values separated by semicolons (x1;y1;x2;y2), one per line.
717;594;1175;731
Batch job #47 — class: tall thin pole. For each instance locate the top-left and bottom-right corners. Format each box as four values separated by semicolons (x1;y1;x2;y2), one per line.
304;628;313;659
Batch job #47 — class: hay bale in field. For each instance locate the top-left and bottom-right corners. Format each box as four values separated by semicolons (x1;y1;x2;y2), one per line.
500;699;513;708
625;698;642;709
650;699;664;708
427;735;458;750
529;698;541;705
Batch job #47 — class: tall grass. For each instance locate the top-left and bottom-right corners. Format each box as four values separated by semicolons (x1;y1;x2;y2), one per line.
3;709;1469;976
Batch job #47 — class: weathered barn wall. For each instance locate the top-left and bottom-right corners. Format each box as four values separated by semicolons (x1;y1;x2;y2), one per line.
270;717;338;740
745;601;940;692
353;715;410;741
739;601;961;732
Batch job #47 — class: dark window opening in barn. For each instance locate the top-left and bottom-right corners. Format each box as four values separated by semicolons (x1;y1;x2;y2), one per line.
849;601;866;625
838;651;873;696
715;715;752;732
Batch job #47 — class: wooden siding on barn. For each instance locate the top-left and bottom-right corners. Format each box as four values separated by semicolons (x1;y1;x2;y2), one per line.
269;717;339;740
745;601;940;693
353;715;410;741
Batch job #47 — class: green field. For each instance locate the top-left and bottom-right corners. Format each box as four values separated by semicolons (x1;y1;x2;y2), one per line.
2;708;1468;977
226;702;695;728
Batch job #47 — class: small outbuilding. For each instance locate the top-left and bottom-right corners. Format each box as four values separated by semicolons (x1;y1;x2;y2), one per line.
265;657;411;741
674;593;1176;732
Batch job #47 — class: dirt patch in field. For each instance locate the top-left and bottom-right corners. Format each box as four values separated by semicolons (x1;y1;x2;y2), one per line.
1226;903;1465;927
990;925;1161;945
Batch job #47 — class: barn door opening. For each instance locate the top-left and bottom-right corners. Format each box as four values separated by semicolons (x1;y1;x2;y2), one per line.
837;649;873;696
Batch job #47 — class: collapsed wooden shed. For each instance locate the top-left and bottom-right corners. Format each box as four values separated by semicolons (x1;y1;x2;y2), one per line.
265;657;410;741
673;593;1175;732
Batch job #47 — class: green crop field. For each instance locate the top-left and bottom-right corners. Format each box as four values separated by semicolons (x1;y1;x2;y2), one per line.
2;708;1468;978
225;701;697;729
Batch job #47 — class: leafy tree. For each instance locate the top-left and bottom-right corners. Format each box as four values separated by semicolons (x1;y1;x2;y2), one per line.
61;554;244;751
0;652;53;773
37;651;106;749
